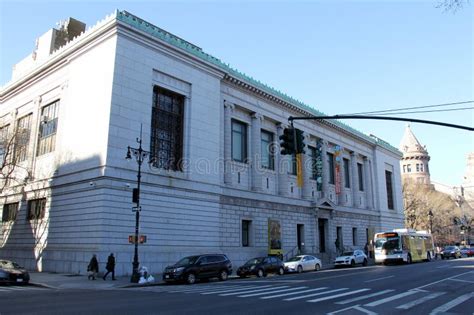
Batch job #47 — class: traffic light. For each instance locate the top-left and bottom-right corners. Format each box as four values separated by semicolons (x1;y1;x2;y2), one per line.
279;127;295;155
295;129;305;154
132;188;139;204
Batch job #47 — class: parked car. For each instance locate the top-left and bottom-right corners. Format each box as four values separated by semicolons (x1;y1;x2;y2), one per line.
0;260;30;285
284;255;322;273
162;254;232;284
460;246;474;257
334;250;368;268
237;256;285;278
441;246;461;259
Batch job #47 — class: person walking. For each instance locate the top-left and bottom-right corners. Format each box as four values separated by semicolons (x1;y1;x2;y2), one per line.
103;253;116;280
87;254;99;280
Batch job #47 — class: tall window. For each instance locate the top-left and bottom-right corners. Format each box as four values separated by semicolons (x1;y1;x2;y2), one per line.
407;164;412;172
420;164;424;172
0;124;10;164
327;153;335;184
37;100;59;156
343;158;350;188
27;198;46;220
352;227;358;246
231;120;247;163
357;163;364;191
385;170;394;210
2;203;18;222
151;87;184;171
416;164;420;172
15;114;32;162
289;155;297;175
242;220;251;247
261;130;274;169
309;146;317;179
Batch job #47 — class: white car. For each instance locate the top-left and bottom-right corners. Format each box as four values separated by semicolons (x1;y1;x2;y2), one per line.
334;250;368;268
284;255;322;273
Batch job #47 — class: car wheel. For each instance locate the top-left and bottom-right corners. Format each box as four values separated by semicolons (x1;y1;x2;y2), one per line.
257;269;264;278
278;267;284;275
350;260;355;267
407;254;412;264
219;270;228;281
315;264;321;271
363;259;368;266
186;273;196;285
297;265;303;273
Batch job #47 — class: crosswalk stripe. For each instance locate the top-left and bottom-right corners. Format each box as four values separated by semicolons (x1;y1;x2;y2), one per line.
220;286;289;296
307;289;370;303
364;290;419;307
260;287;328;300
238;286;308;298
168;285;250;293
396;292;445;310
429;292;474;314
200;285;274;295
284;288;348;301
336;289;394;305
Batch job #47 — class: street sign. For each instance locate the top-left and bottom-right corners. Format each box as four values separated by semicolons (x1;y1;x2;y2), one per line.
128;235;136;244
128;235;147;244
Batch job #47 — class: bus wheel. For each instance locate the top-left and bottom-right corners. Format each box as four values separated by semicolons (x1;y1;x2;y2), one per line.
406;254;412;264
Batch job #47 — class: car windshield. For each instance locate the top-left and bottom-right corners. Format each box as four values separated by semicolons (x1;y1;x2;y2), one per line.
0;261;21;269
245;258;264;265
342;252;354;256
375;236;400;250
175;256;199;266
286;256;302;262
444;246;455;250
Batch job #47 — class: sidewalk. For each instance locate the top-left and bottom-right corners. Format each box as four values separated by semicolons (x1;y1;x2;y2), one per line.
29;272;164;290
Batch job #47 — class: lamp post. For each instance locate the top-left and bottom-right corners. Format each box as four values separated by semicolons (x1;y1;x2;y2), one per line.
428;210;433;234
126;125;151;283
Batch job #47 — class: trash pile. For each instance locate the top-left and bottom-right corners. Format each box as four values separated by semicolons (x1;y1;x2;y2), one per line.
138;266;155;284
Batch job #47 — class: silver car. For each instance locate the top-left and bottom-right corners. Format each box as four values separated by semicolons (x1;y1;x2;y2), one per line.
334;250;368;268
284;255;322;273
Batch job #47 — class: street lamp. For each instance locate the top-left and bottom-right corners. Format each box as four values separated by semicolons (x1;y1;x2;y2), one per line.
428;210;433;234
126;125;151;283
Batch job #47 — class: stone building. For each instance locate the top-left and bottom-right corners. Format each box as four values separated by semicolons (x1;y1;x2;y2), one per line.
399;124;432;186
0;11;404;275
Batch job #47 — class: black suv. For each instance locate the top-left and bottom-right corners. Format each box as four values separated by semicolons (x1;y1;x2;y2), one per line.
162;254;232;284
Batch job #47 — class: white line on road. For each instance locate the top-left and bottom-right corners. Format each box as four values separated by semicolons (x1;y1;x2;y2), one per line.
429;292;474;314
414;270;474;290
199;285;273;295
260;287;328;299
307;289;370;303
169;284;257;293
448;278;474;284
364;290;419;307
336;290;394;305
327;305;379;315
396;292;445;310
364;275;394;283
284;288;348;301
238;286;308;297
219;285;288;296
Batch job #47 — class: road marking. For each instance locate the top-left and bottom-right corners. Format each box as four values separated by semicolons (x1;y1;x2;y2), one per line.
307;288;370;303
168;284;256;293
429;292;474;314
284;288;348;301
238;286;308;297
448;278;474;284
199;285;274;295
219;285;289;296
364;275;394;283
260;287;328;299
396;292;445;310
364;290;419;307
327;305;379;315
414;270;474;290
336;289;394;305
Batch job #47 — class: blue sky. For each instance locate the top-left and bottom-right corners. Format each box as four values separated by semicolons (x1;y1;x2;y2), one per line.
1;0;472;187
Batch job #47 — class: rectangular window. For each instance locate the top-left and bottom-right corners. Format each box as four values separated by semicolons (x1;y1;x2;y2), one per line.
420;164;424;172
27;198;46;220
242;220;251;247
37;100;59;156
327;153;335;184
2;203;19;222
15;114;32;162
150;87;184;171
352;227;358;246
0;124;10;164
416;164;420;172
289;155;297;175
343;158;350;188
261;130;274;170
309;146;317;179
403;165;406;173
407;164;412;172
357;163;364;191
231;120;247;162
385;170;394;210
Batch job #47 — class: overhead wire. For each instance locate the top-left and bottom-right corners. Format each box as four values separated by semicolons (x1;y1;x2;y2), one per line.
346;100;474;116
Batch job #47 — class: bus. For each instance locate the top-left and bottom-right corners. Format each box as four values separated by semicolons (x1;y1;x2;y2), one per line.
374;229;435;264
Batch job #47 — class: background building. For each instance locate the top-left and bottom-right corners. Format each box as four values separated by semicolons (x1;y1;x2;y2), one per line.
0;11;404;275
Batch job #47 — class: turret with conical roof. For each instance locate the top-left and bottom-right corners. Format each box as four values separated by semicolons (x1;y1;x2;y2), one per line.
399;124;431;185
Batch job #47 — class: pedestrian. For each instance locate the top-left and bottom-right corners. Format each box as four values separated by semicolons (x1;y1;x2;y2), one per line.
103;253;116;280
364;243;369;256
87;254;99;280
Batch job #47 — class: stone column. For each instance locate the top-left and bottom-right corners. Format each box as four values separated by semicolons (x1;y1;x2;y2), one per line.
277;123;289;197
302;135;313;200
223;101;234;185
321;140;329;198
351;152;359;207
251;113;263;192
364;157;374;209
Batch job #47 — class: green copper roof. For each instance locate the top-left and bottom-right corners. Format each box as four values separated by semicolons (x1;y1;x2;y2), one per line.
116;10;400;154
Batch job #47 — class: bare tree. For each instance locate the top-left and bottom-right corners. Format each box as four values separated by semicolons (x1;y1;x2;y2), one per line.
437;0;470;12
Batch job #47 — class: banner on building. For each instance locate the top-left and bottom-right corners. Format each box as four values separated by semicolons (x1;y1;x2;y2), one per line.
268;219;282;257
316;140;323;192
334;145;342;195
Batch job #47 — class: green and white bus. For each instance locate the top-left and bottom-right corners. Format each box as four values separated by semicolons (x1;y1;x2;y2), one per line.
374;229;435;264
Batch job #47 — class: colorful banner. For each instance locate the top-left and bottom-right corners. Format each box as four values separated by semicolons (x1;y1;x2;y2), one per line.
316;140;323;191
268;219;282;256
334;145;342;195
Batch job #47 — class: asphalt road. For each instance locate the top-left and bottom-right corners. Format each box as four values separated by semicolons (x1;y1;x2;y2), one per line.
1;257;473;315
